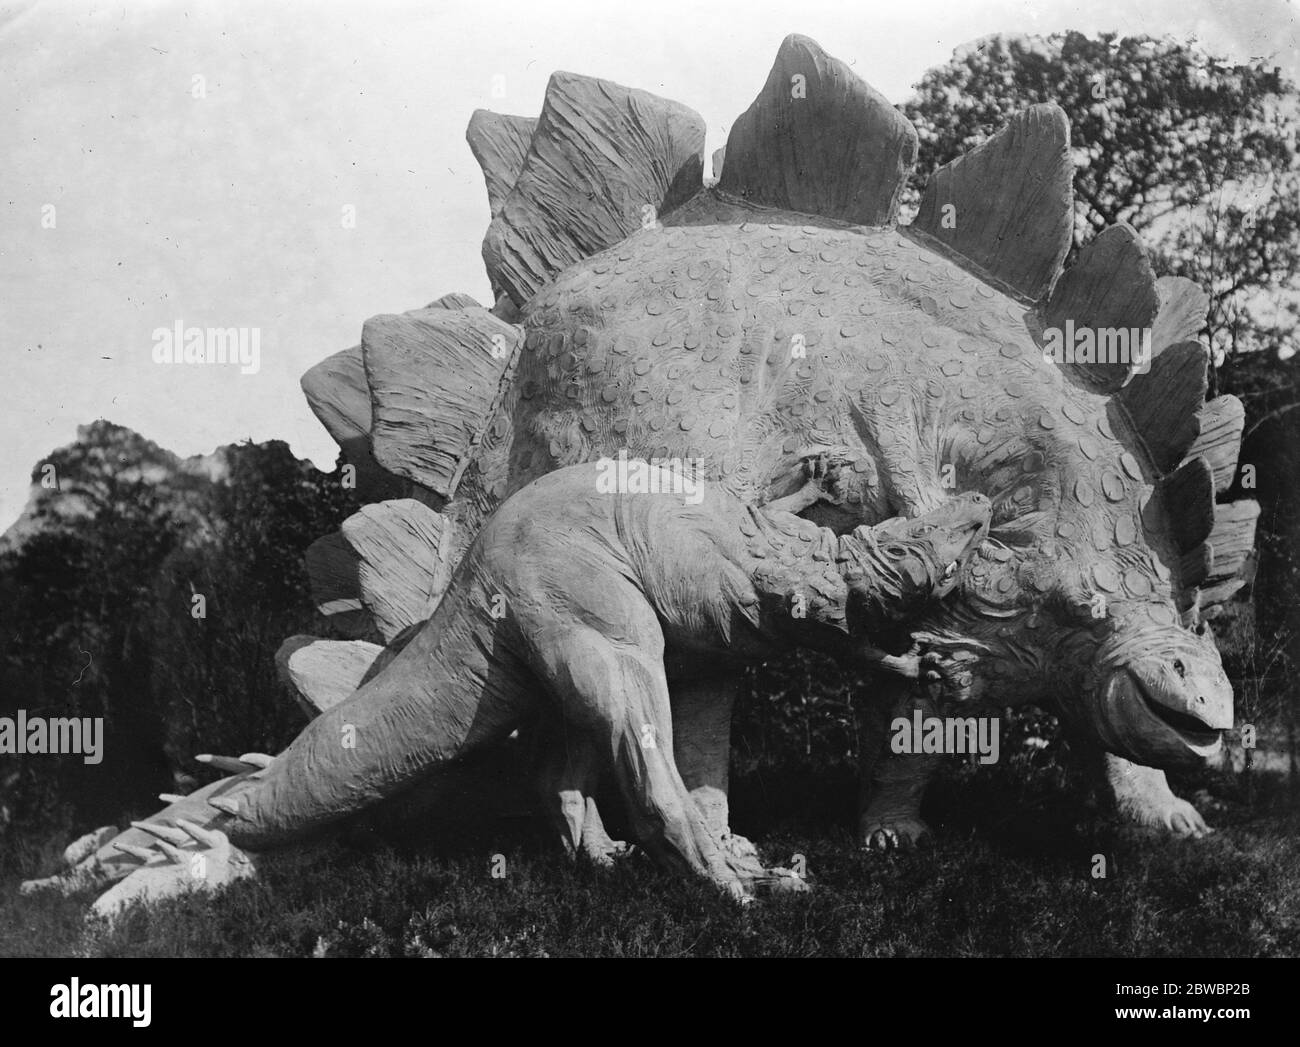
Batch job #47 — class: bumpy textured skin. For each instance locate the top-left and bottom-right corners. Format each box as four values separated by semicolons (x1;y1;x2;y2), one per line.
442;203;1234;845
39;469;990;907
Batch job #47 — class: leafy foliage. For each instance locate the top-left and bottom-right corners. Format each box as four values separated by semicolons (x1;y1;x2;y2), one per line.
0;423;358;838
902;31;1300;368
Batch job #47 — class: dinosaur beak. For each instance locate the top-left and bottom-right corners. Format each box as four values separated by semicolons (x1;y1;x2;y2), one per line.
931;493;992;596
1092;668;1225;765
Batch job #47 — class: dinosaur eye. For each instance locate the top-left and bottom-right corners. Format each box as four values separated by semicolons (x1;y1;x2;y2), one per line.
942;561;958;580
1173;658;1186;679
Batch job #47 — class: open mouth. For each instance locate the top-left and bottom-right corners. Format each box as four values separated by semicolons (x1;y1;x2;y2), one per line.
1129;671;1222;749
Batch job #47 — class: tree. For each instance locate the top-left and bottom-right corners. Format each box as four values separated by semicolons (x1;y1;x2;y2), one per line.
902;31;1300;386
0;425;360;839
0;452;188;827
149;440;360;768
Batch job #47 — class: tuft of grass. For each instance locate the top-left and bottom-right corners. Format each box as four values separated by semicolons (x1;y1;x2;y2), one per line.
2;762;1297;958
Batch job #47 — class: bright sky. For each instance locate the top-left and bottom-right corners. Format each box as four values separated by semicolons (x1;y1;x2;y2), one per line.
2;0;1297;531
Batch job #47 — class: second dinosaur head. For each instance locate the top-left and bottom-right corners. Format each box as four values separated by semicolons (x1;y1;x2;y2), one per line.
839;492;992;623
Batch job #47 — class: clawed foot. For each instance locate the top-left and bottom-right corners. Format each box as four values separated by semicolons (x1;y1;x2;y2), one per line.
765;451;852;515
716;866;809;905
878;648;942;682
800;451;842;483
904;632;991;702
703;827;801;903
1163;797;1213;838
1106;757;1215;841
860;816;932;852
1121;796;1214;839
721;831;758;861
875;641;980;703
797;453;850;509
581;836;638;868
754;866;811;895
717;831;812;899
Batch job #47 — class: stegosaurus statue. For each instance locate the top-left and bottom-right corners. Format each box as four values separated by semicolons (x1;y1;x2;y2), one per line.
25;34;1257;915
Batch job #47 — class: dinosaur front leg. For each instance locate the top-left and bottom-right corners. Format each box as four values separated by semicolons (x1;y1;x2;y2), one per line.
1102;753;1212;838
670;675;758;862
857;676;942;849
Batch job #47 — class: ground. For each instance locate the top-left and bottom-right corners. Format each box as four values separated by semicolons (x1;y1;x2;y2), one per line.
2;754;1297;958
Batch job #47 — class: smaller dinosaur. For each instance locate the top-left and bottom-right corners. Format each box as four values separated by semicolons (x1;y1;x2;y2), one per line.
30;460;990;912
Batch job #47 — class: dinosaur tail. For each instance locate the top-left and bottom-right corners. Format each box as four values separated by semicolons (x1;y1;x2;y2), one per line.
226;570;532;848
22;569;530;908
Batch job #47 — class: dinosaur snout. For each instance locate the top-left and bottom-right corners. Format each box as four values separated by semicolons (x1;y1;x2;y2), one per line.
936;493;993;562
1086;623;1234;767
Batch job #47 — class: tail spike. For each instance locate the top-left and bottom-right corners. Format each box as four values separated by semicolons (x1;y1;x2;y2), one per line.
130;821;188;846
196;753;261;775
154;840;188;865
113;842;155;862
175;818;223;848
237;753;275;769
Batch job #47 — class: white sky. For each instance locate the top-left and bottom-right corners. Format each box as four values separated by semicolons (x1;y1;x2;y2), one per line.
2;0;1297;531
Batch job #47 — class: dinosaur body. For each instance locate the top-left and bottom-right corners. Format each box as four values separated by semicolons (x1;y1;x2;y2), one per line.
225;467;986;893
35;466;989;906
457;208;1233;844
373;35;1253;847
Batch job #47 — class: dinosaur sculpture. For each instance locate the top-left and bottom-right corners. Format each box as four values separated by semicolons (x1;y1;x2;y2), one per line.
26;468;990;910
23;31;1259;914
291;33;1252;849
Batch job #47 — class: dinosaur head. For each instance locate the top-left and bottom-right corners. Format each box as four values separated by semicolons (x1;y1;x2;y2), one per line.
914;588;1233;769
841;492;991;620
893;519;1233;770
1071;603;1231;766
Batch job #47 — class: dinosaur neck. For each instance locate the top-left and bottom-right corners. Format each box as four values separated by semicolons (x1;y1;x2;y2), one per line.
746;510;894;652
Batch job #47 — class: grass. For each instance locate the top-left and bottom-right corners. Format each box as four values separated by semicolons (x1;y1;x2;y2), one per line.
2;755;1298;958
